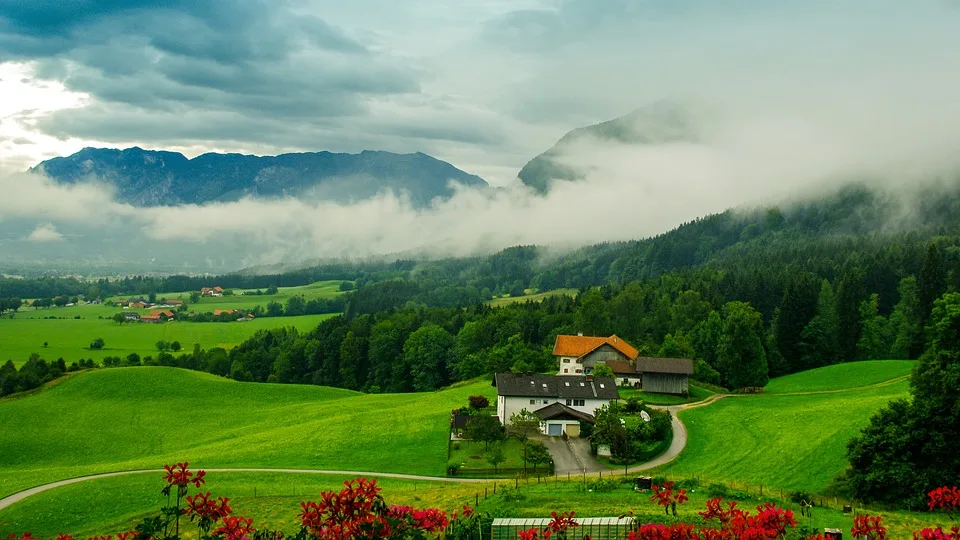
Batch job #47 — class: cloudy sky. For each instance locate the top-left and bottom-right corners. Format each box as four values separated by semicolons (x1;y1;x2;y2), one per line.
2;1;960;268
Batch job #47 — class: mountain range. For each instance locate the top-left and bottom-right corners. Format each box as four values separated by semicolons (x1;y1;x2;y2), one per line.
35;147;488;208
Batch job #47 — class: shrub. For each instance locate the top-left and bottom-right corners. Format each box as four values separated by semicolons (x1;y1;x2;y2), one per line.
676;478;701;490
452;441;461;450
468;395;490;409
447;461;462;475
789;490;813;504
624;397;644;413
706;482;750;501
89;337;105;350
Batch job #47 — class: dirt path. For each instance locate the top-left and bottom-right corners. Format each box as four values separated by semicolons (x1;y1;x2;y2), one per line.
0;468;487;512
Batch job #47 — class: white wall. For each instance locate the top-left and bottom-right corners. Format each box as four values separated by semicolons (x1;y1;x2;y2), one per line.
557;356;584;375
500;396;612;425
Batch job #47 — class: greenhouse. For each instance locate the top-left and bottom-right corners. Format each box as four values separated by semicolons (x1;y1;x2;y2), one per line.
491;516;636;539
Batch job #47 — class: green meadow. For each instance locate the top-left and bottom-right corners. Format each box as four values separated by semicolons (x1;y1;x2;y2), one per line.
1;470;945;538
0;368;495;499
0;314;336;367
486;288;578;307
660;361;914;493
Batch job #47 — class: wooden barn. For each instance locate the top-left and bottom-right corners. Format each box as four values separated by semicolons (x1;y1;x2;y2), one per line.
636;357;694;395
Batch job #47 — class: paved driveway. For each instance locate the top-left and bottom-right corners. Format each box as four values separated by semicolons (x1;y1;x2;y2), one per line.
539;436;606;474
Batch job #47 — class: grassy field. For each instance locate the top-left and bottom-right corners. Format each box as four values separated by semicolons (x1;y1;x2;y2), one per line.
0;314;336;367
13;281;346;320
0;368;495;499
449;439;529;473
0;471;945;538
764;360;914;394
486;289;578;307
660;361;912;493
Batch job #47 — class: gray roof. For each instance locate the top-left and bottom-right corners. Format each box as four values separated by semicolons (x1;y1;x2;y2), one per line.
534;402;596;423
494;373;620;400
635;357;694;375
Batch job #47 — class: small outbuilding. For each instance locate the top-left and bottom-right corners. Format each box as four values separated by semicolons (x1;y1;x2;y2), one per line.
635;357;694;395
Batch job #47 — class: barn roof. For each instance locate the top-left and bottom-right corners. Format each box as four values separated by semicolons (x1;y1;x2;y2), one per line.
604;359;637;375
635;357;694;375
552;334;639;360
495;373;619;400
534;402;596;423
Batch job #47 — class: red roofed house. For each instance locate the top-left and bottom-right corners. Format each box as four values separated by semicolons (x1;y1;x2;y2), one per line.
213;309;237;316
140;314;162;323
201;287;225;297
150;310;175;320
552;333;640;382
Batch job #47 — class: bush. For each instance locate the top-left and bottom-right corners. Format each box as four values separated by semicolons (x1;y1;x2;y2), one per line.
468;395;490;409
789;490;814;504
452;441;461;450
676;478;701;490
447;461;462;475
89;337;105;350
624;397;644;414
577;478;622;492
706;482;749;500
498;487;524;502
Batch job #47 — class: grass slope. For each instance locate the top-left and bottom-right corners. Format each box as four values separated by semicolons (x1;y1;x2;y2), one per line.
0;314;335;367
0;368;495;498
1;471;944;538
661;362;912;492
764;360;914;394
486;289;578;307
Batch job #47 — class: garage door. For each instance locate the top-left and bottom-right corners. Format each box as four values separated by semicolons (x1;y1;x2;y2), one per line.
547;423;563;436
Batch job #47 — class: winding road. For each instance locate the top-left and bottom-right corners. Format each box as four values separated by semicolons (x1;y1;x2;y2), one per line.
0;376;908;513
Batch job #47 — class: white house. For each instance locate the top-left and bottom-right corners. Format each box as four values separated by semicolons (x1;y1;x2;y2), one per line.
494;373;620;437
553;333;639;377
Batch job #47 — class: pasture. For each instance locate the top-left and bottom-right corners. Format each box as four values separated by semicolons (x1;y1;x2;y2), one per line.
660;361;913;493
0;314;336;367
0;469;945;538
0;368;496;499
486;288;578;307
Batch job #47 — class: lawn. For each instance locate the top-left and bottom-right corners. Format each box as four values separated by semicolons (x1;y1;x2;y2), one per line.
486;289;578;307
0;470;946;538
764;360;915;394
0;314;336;367
449;439;532;474
0;368;496;499
618;384;714;406
660;378;911;493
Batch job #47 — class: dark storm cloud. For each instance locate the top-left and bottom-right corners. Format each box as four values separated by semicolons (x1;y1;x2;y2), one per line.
0;0;421;147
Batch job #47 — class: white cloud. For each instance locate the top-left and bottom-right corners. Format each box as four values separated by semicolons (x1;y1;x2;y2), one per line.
25;222;64;242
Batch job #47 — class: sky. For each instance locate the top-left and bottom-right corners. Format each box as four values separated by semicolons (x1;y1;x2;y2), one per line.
2;1;960;268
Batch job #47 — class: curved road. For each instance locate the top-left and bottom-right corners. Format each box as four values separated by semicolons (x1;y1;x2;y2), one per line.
0;378;906;513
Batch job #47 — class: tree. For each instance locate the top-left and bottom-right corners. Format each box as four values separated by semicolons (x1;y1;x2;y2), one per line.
148;292;157;304
837;266;867;362
890;275;923;359
509;408;542;473
575;289;609;336
285;295;306;316
856;294;890;361
112;312;127;325
591;402;631;462
464;414;505;450
918;243;947;325
846;292;960;508
125;353;141;366
798;280;840;369
190;291;201;304
591;363;614;378
484;442;505;473
156;340;170;352
468;395;489;410
265;285;279;295
773;273;819;374
402;325;454;391
170;341;182;352
717;301;768;389
266;301;284;317
89;337;105;350
527;440;552;473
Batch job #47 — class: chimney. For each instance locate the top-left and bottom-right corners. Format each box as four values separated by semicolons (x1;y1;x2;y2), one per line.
585;375;593;382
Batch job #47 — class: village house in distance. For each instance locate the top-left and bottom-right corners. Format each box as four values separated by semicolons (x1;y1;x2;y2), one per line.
552;333;694;395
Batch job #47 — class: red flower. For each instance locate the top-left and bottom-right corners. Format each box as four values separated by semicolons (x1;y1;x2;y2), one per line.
518;528;543;540
212;516;255;540
545;510;578;536
162;462;202;488
852;514;887;540
185;491;232;521
913;528;955;540
461;505;475;518
929;487;960;513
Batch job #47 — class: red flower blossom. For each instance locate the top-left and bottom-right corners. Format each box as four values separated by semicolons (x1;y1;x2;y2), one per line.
185;491;232;521
212;516;255;540
162;462;204;488
913;528;956;540
929;487;960;513
461;505;475;518
518;528;543;540
852;514;887;540
545;510;578;536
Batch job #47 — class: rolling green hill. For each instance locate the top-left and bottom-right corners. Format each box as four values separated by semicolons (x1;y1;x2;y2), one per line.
0;368;495;498
661;361;912;492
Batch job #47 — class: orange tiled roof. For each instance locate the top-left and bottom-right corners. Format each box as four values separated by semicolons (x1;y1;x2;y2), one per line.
552;334;639;360
213;309;236;316
150;310;175;317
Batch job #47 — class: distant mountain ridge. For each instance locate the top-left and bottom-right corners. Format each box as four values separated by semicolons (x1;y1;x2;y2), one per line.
35;147;487;208
518;101;696;194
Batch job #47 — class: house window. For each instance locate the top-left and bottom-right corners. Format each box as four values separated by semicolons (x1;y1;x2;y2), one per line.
543;400;549;404
572;399;585;407
530;399;536;405
563;369;568;373
563;358;569;363
565;399;572;406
